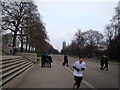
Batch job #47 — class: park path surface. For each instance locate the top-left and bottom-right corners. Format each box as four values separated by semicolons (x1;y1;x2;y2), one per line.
12;54;118;88
54;55;119;88
12;55;88;88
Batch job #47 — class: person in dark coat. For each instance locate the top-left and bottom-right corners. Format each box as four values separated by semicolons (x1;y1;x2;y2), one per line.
12;47;17;55
62;54;68;67
45;54;49;67
41;52;46;67
10;49;12;55
103;56;108;70
100;56;105;70
48;55;53;67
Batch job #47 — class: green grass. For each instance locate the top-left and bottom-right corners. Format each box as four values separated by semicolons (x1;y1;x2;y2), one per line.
37;52;42;57
36;57;40;61
108;59;120;62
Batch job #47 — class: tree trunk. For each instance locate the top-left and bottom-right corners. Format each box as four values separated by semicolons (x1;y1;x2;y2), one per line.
12;31;17;47
20;39;23;52
12;21;19;47
28;44;31;52
35;47;37;52
25;35;28;52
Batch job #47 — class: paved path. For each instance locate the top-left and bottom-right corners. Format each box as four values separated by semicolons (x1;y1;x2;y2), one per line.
54;55;119;88
11;54;119;88
12;55;88;88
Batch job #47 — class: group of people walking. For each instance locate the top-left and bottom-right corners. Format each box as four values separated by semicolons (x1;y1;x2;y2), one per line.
62;53;109;89
40;52;109;89
41;53;86;89
100;55;108;70
41;53;53;68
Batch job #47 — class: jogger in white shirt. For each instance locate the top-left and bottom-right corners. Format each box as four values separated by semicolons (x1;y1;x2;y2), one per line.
73;57;86;89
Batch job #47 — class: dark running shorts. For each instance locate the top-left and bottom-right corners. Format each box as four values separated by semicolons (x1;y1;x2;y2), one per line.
74;76;83;82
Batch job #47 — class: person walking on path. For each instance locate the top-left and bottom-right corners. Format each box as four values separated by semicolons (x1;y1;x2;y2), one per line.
100;55;105;70
100;55;108;70
103;55;108;70
41;52;46;67
10;49;12;55
62;54;68;67
12;47;17;55
48;54;53;67
73;57;86;89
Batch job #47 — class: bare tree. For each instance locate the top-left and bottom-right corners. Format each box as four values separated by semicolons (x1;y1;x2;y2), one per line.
112;2;120;36
83;30;104;46
106;1;120;60
65;29;104;57
1;2;29;47
1;1;58;53
105;24;115;47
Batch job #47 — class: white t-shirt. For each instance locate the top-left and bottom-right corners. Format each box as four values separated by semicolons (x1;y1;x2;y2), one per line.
73;61;86;77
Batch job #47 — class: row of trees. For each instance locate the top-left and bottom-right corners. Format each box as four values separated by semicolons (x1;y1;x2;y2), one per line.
1;1;59;53
61;29;105;58
61;1;120;60
105;1;120;60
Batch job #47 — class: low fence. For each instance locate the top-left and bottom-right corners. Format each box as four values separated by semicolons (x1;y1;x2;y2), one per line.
16;52;37;63
2;47;13;55
1;46;37;63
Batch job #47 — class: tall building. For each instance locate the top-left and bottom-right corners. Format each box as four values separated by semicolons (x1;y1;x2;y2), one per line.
62;41;66;50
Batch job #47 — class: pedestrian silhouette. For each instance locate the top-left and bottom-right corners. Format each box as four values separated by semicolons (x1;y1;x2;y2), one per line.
41;53;53;68
103;55;108;70
10;49;12;55
100;55;105;70
12;47;16;55
48;55;53;67
41;52;46;67
62;54;68;67
100;55;109;70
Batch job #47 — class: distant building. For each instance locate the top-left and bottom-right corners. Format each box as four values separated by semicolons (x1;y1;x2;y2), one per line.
62;41;66;50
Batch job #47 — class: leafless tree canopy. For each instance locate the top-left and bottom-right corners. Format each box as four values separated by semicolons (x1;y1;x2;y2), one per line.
62;1;120;60
1;1;58;53
61;29;104;57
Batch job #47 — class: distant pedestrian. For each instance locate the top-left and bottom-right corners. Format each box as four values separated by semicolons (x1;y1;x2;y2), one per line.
48;55;53;67
100;55;109;70
45;54;49;67
41;52;46;67
10;49;12;55
73;57;86;89
62;54;68;67
103;55;108;70
12;47;16;55
100;56;105;70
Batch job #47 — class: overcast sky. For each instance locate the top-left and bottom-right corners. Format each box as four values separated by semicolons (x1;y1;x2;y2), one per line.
34;0;119;51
